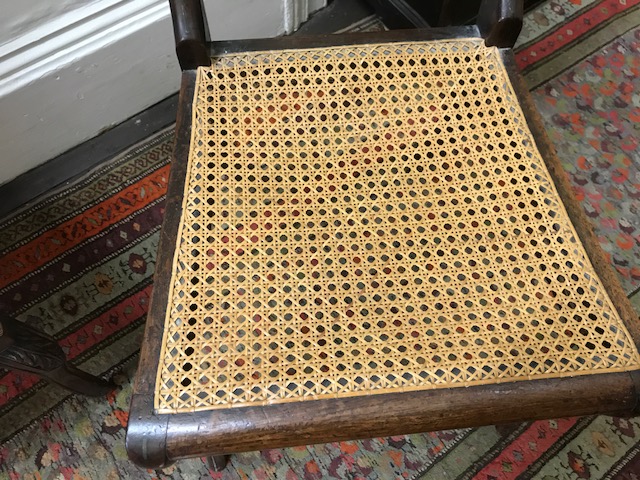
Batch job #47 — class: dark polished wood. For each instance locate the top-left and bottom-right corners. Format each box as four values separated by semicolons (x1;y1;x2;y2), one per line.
164;373;635;460
126;71;198;470
126;395;171;469
126;0;640;470
478;0;523;48
0;315;114;396
169;0;211;69
207;455;229;471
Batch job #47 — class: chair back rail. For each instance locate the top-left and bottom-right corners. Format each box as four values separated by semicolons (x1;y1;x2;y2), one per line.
168;0;523;70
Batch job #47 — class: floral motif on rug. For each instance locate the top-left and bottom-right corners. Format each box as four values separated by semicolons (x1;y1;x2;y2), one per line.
531;28;640;290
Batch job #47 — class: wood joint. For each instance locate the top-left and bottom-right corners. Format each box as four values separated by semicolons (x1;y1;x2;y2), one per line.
126;394;172;469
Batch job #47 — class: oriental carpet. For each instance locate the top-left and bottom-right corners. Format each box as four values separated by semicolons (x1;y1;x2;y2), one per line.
1;2;640;478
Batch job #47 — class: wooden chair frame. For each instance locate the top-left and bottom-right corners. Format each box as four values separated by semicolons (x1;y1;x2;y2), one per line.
0;315;113;397
126;0;640;470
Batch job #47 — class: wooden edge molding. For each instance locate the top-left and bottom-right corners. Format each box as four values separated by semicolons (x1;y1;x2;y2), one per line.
131;71;196;396
499;50;640;351
159;373;637;460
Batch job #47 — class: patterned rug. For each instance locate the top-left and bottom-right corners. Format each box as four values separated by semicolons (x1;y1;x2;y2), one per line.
1;2;640;479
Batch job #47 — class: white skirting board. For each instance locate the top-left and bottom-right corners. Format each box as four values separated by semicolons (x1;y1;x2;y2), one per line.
0;0;326;186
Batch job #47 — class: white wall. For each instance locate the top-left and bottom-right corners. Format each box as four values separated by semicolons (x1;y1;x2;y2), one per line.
0;0;178;186
204;0;326;39
0;0;100;46
0;0;326;186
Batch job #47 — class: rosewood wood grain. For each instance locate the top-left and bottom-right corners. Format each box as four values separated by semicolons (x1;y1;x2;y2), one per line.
126;72;197;469
127;394;171;468
160;373;636;461
129;71;197;399
129;369;639;467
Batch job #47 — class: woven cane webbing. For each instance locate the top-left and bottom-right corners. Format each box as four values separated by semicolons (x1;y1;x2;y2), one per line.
155;38;640;413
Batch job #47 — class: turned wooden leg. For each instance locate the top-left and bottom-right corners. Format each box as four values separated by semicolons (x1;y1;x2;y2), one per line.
0;315;114;396
207;455;229;471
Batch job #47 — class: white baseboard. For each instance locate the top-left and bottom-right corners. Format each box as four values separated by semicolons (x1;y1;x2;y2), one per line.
284;0;326;33
0;0;179;186
0;0;325;186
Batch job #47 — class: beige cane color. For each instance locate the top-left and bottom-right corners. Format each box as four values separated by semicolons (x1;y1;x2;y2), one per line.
154;38;640;413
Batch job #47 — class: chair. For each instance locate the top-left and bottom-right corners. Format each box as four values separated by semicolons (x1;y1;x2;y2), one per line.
0;315;113;396
126;0;640;470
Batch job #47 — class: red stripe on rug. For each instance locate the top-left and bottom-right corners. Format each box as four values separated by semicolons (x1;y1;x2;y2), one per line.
473;418;578;479
516;0;640;70
0;285;152;407
0;166;169;289
58;286;152;358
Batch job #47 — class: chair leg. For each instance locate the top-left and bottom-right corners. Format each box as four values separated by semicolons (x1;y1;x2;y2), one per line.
628;370;640;418
0;315;114;396
437;0;453;26
207;455;229;471
363;0;430;29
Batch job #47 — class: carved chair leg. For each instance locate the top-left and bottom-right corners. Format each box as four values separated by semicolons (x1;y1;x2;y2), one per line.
207;455;229;471
0;315;114;396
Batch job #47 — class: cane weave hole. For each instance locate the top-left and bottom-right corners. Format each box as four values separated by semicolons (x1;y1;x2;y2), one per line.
155;38;640;413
